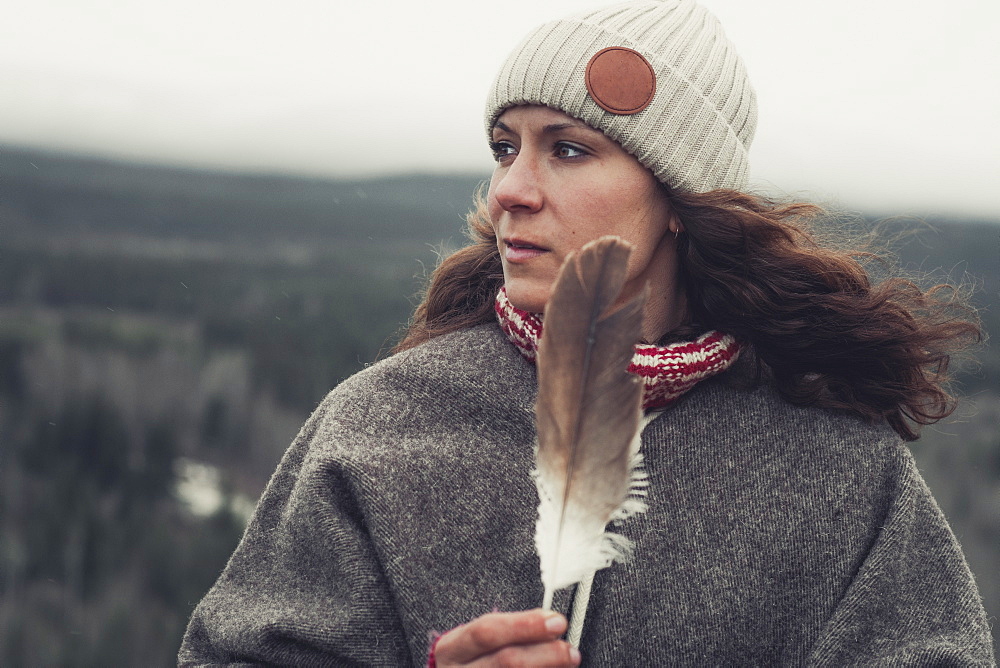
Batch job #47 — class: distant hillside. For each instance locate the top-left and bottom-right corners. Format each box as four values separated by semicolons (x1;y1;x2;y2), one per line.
0;144;488;245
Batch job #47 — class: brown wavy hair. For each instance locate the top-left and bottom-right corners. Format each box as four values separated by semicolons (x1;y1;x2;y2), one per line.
395;186;981;441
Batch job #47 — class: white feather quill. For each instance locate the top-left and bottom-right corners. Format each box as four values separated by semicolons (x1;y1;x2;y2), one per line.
533;236;648;610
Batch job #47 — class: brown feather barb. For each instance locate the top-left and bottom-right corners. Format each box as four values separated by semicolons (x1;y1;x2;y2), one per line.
534;236;648;610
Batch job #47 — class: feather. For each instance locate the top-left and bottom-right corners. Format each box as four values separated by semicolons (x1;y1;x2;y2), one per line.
533;235;648;610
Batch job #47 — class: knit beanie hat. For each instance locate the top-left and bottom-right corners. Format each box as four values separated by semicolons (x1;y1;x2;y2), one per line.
485;0;757;193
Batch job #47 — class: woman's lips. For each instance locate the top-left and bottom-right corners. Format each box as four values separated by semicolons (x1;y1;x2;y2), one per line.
504;239;548;263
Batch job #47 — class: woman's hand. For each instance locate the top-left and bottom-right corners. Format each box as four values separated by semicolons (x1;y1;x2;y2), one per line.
433;609;581;667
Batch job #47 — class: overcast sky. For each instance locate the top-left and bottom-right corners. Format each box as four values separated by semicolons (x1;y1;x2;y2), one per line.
1;0;998;217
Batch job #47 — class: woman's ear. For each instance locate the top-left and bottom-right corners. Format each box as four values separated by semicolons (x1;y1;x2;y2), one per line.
667;211;685;237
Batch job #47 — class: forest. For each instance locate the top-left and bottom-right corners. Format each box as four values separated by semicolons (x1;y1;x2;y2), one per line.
0;144;997;664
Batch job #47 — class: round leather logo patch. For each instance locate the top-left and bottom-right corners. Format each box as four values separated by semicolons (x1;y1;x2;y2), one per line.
585;47;656;115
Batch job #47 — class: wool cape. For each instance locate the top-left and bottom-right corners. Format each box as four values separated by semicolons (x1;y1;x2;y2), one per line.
179;324;994;666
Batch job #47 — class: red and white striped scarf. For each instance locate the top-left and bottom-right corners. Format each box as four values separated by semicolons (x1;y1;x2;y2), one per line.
494;287;741;410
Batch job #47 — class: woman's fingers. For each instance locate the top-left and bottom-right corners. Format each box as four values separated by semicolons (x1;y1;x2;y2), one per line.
467;639;580;668
435;609;580;666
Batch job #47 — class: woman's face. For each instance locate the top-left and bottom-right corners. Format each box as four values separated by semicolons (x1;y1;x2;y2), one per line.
488;105;677;316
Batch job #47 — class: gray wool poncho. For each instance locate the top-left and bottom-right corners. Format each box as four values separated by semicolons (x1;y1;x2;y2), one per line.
179;324;995;666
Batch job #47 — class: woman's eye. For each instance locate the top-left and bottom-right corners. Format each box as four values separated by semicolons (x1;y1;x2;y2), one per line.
555;142;587;159
489;141;516;162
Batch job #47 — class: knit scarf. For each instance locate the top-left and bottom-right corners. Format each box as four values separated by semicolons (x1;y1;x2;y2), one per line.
495;287;741;410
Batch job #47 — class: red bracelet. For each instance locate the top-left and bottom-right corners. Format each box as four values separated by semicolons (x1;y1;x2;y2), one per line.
426;631;444;668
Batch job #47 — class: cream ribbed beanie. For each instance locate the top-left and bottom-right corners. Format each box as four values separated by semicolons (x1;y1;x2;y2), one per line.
485;0;757;193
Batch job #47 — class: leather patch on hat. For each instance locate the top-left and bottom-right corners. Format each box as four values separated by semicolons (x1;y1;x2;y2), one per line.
585;47;656;115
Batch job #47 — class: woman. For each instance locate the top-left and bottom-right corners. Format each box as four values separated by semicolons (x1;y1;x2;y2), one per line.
180;1;992;665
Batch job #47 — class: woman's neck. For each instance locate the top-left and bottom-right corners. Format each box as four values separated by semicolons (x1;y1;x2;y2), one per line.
640;282;688;343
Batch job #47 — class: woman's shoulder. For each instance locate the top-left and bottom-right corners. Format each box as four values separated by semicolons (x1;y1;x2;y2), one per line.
334;323;531;403
299;324;537;455
641;374;916;553
663;370;908;477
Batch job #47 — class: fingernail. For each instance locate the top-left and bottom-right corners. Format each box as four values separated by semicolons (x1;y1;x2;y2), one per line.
544;613;566;633
570;646;582;665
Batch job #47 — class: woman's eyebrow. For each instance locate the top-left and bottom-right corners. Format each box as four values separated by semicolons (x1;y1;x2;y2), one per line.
493;119;597;136
542;122;585;134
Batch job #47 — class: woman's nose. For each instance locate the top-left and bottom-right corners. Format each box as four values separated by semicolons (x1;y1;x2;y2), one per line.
492;152;543;214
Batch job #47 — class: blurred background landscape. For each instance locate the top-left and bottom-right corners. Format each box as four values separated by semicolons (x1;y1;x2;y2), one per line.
0;144;996;664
